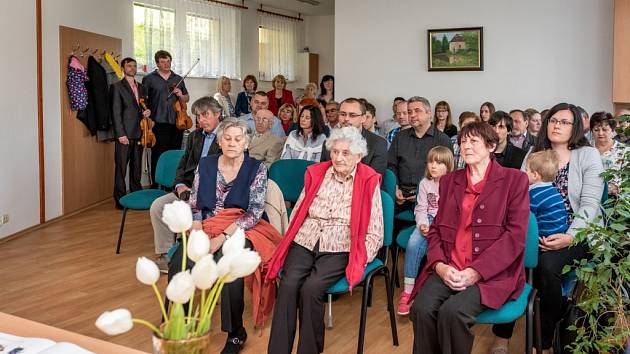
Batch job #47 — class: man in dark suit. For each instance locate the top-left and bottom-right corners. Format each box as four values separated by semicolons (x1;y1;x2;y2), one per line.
319;97;388;176
509;109;537;151
489;111;527;170
111;57;151;207
149;96;222;272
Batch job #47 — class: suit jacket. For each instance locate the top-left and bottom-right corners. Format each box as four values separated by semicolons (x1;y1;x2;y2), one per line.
85;55;111;132
495;142;527;170
174;129;221;187
413;160;530;309
110;79;144;139
320;128;388;177
248;131;284;167
521;132;537;151
266;89;295;116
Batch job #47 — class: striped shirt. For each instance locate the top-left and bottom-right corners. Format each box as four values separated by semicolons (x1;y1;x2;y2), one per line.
529;182;569;236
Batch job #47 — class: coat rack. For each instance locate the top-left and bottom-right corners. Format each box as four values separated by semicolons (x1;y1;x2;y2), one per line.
69;43;121;60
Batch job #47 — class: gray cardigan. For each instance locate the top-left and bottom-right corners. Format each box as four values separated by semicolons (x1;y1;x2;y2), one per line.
522;146;604;236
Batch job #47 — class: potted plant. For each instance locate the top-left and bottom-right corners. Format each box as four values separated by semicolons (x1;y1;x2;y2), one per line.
95;200;261;354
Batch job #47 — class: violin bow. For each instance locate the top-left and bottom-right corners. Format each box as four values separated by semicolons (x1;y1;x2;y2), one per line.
166;58;201;99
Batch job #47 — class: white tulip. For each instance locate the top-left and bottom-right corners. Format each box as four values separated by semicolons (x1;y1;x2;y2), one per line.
191;254;219;289
166;271;195;304
135;257;160;285
162;200;193;233
187;230;210;262
227;249;261;282
221;227;246;257
95;309;133;336
217;254;237;283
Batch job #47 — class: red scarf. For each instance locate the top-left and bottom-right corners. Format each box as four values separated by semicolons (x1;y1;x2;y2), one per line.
266;161;381;290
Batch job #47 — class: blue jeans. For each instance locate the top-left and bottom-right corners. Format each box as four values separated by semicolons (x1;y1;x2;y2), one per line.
403;214;433;280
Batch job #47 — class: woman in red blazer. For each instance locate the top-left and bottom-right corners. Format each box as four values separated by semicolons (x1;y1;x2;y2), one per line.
409;122;530;354
267;74;294;116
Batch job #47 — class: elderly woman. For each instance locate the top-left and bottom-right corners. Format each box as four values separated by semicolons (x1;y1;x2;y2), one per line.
296;82;318;103
491;103;604;354
213;76;236;119
266;126;384;354
410;122;530;354
267;74;295;116
281;105;327;162
235;74;257;116
591;111;628;195
168;118;282;354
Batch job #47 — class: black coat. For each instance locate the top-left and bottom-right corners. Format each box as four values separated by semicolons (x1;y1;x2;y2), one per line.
110;79;144;140
174;129;221;187
81;56;111;134
320;128;388;177
495;142;527;170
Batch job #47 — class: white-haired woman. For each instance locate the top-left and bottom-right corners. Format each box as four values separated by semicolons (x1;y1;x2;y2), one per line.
266;127;384;354
213;76;236;119
168;118;282;353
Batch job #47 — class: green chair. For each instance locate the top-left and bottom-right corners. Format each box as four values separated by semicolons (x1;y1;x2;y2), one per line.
325;191;399;354
382;169;397;201
268;159;315;216
390;225;416;292
116;150;184;254
475;212;541;353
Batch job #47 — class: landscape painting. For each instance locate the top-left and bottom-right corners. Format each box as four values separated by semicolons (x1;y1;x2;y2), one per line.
428;27;483;71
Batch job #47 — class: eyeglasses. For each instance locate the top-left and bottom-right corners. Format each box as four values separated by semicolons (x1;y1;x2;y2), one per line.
549;117;574;127
255;117;271;123
338;112;362;119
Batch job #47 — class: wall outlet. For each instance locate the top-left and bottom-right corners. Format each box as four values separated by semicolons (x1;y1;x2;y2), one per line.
0;214;8;226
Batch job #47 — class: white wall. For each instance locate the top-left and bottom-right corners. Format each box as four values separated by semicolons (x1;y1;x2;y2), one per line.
305;15;335;78
335;0;614;125
0;2;39;238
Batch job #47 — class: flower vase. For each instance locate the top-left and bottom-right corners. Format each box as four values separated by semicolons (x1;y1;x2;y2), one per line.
151;333;211;354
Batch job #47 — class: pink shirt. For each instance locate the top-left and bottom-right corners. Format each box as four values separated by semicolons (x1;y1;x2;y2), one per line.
414;178;440;227
125;76;139;103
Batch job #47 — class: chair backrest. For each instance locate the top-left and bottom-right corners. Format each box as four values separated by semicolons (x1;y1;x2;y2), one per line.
381;190;394;248
524;212;539;269
268;159;315;203
382;169;397;201
155;150;185;188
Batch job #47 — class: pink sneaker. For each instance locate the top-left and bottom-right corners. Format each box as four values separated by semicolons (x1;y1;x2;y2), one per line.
397;292;413;315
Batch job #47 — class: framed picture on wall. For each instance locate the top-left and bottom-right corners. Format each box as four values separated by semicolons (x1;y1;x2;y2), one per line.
427;27;483;71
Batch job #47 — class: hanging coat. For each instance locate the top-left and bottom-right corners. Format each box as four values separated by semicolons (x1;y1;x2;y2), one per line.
66;55;89;111
83;55;112;134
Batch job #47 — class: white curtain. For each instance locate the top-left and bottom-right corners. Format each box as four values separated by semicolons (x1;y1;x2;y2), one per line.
258;13;299;81
133;0;241;78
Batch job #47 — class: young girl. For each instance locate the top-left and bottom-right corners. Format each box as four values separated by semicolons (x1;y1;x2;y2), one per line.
397;146;454;315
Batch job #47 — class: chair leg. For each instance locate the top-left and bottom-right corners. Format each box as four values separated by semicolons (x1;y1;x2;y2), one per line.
326;293;333;329
534;294;543;353
357;274;374;354
383;269;399;346
392;244;401;289
116;208;128;254
390;247;400;293
367;282;373;307
526;288;537;354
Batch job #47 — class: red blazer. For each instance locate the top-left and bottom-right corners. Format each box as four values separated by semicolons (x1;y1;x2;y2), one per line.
412;160;530;309
267;89;295;116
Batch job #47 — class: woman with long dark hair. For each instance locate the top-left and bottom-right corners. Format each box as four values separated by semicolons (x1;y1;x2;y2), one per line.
280;105;327;162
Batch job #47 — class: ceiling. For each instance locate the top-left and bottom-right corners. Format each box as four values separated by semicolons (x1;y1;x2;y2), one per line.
256;0;334;16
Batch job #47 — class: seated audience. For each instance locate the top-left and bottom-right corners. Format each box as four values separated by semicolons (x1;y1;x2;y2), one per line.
388;96;452;211
213;76;236;119
509;109;536;151
489;111;527;169
325;101;341;129
411;122;530;354
397;146;454;316
525;108;542;137
363;101;383;136
168;118;282;354
320;98;388;176
591;111;628;195
451;112;481;170
433;100;458;138
386;100;410;144
380;96;405;138
318;74;334;103
525;150;569;236
266;127;384;354
296;82;318;103
150;96;221;271
480;101;496;122
267;74;295;116
577;106;592;142
491;103;604;353
278;103;298;135
239;91;285;138
235;74;257;116
281;105;327;162
248;109;284;167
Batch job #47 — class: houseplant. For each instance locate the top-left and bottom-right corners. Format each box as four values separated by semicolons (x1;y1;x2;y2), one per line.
95;200;261;353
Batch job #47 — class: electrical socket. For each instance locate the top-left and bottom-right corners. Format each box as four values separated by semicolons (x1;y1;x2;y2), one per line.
0;214;8;226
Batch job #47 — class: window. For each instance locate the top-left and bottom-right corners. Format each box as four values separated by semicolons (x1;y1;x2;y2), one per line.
133;0;240;78
258;13;300;81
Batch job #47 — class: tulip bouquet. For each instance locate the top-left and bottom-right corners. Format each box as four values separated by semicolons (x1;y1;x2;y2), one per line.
95;200;261;352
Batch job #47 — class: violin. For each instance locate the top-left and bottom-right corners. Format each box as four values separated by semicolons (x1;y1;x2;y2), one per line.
170;83;193;130
139;98;157;148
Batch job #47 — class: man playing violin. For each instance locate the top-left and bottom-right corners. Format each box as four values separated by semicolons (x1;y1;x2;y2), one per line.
111;57;151;208
142;50;190;185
